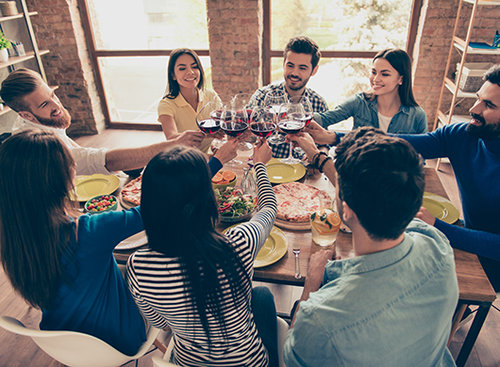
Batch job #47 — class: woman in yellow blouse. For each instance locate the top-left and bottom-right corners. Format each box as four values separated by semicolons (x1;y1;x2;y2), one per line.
158;48;222;153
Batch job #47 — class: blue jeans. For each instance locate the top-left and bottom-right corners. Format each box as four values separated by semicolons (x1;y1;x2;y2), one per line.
251;286;278;367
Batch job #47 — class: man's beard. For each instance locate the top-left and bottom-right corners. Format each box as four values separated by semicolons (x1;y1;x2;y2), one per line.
466;113;500;139
31;109;71;129
285;75;309;91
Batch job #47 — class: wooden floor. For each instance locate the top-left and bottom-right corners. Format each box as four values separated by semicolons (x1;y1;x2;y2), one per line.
0;128;498;367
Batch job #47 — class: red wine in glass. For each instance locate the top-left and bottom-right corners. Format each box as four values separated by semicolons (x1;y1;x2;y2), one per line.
246;108;254;121
250;122;277;138
197;118;220;134
278;120;305;134
302;113;313;126
221;121;248;137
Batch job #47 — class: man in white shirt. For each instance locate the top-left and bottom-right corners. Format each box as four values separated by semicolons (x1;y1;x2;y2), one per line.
0;68;233;175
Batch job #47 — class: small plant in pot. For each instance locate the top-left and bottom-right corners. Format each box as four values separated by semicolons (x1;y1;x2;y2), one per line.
0;31;11;63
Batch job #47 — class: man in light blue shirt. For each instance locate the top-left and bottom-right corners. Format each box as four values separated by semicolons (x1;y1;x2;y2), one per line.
284;127;458;367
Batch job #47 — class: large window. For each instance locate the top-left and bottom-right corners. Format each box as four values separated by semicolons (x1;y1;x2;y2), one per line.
265;0;420;129
81;0;420;128
80;0;210;127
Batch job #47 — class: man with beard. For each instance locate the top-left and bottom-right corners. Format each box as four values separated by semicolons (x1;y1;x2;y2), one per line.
248;36;328;158
0;68;236;175
284;128;458;367
304;65;500;291
397;65;500;291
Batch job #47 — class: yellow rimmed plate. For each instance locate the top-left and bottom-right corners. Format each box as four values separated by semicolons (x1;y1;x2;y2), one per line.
422;192;460;224
266;158;306;184
72;174;120;202
223;225;288;268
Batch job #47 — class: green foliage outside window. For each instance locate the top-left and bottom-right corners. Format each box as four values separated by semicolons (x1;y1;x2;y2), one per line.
271;0;413;111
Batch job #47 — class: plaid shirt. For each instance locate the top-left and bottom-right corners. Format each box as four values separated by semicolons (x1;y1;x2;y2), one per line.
248;82;328;158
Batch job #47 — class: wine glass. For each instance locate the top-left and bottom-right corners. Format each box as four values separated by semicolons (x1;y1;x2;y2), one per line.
232;92;254;120
263;91;288;145
249;106;277;139
231;93;254;151
291;96;313;157
196;100;224;149
220;105;249;166
277;103;306;164
294;96;313;126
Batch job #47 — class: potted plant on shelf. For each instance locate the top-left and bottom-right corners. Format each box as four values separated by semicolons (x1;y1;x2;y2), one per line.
0;30;11;63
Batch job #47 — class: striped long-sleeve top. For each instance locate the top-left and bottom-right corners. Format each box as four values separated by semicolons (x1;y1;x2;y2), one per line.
126;163;277;366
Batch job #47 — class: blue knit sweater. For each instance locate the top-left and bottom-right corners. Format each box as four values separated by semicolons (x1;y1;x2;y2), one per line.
399;123;500;289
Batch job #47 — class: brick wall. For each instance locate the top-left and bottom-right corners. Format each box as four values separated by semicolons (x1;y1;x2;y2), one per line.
413;0;500;130
206;0;262;104
26;0;104;136
24;0;500;136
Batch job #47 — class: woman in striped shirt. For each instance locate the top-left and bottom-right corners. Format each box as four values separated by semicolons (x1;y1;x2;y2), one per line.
126;140;278;366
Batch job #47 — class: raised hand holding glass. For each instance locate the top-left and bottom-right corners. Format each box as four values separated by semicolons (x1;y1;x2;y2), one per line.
277;102;306;164
196;100;224;149
263;91;288;145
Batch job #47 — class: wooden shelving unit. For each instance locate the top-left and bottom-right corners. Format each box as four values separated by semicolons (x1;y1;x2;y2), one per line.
0;49;48;68
0;11;37;22
433;0;500;132
0;1;49;114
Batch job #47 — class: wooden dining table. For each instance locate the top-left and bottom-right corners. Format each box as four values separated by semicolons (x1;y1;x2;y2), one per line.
112;158;496;367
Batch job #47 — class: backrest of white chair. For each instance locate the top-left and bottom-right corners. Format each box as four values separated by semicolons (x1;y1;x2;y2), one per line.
277;316;289;367
0;315;160;367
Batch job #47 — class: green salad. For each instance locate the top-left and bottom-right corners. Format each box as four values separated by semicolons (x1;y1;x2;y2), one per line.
215;187;256;218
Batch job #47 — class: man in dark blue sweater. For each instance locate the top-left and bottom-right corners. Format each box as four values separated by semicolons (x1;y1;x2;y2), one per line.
304;65;500;291
398;65;500;291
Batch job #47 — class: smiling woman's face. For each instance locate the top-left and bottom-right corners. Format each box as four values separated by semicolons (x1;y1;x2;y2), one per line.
173;53;201;91
369;58;402;97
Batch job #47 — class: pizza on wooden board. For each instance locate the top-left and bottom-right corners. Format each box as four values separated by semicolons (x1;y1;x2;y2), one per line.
273;182;333;223
120;176;142;207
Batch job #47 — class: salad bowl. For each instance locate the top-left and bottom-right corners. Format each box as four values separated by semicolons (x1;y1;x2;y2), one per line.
214;187;256;223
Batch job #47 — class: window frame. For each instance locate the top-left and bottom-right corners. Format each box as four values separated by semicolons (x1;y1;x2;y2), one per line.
261;0;423;86
79;0;422;128
78;0;210;129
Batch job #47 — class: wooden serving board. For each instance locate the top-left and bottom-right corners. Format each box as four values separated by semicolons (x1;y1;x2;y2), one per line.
274;217;311;231
119;194;138;210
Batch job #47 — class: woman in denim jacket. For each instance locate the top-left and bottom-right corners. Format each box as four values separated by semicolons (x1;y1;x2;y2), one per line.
314;49;427;134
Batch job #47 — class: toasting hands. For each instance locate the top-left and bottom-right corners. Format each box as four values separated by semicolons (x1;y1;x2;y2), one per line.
303;121;337;145
175;130;205;148
286;132;320;163
213;138;239;164
253;138;272;164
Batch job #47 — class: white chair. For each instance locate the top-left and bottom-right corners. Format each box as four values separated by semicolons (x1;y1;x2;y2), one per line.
0;315;161;367
153;317;290;367
277;316;289;367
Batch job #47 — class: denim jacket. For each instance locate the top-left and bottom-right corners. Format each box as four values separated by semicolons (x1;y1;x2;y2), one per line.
314;92;428;134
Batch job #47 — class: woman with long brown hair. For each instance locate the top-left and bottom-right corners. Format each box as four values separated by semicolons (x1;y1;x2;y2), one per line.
127;139;279;366
0;130;146;355
158;48;222;153
313;48;427;134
